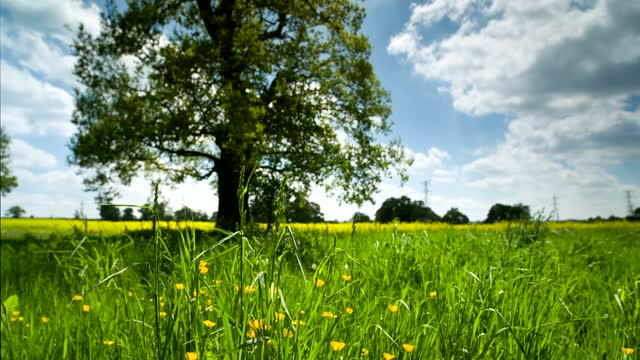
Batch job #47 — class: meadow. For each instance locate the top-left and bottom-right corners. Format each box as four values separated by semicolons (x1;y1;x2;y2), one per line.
1;219;638;359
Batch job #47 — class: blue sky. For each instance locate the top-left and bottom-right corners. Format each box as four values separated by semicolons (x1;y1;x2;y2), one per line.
1;0;639;221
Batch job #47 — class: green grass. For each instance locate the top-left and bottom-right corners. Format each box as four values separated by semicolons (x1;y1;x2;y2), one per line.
1;224;639;359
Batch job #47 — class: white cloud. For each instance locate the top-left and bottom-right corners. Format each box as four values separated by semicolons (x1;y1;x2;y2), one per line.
0;23;77;86
10;139;58;169
406;146;450;173
0;60;75;137
0;0;101;40
389;0;640;219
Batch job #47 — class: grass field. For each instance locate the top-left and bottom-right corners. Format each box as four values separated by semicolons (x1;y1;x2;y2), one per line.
1;220;639;359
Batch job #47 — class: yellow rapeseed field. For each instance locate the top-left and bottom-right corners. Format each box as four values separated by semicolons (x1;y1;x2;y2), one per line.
1;218;636;239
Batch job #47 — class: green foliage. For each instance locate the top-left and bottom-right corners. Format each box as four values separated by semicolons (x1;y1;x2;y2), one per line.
174;206;209;221
285;195;324;223
1;226;639;359
442;207;469;224
121;207;137;221
0;127;18;197
375;196;441;223
5;206;26;219
69;0;409;230
485;203;531;223
351;211;371;223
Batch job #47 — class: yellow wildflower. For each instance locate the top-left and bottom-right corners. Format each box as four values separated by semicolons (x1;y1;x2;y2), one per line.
18;317;24;322
198;261;209;274
342;274;352;282
83;305;91;312
10;317;17;322
159;312;167;319
72;295;84;302
429;291;437;299
213;279;223;285
345;307;354;314
185;352;198;360
623;348;635;355
103;340;114;346
383;352;396;360
246;328;256;339
322;311;338;318
160;302;165;308
292;319;305;326
361;348;369;356
275;312;286;322
11;311;20;316
388;304;399;313
267;339;274;347
41;316;50;324
176;283;185;290
248;319;271;330
244;285;256;294
127;291;133;297
330;341;346;352
283;328;294;338
402;344;415;352
203;320;216;328
315;279;326;287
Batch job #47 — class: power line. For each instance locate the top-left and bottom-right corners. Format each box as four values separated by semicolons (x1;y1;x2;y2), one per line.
552;195;559;221
423;180;430;207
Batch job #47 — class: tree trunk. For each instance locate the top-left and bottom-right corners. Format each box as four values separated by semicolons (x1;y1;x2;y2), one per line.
215;148;250;231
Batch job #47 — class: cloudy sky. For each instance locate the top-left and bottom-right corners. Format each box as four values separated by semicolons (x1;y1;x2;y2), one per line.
1;0;639;221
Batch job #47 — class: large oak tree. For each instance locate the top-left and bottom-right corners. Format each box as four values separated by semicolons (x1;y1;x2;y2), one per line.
70;0;407;230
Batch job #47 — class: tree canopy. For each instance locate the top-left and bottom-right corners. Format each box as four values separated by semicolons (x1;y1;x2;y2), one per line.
374;196;441;223
442;207;469;224
70;0;407;230
351;211;371;223
5;205;26;219
484;203;530;223
0;127;18;197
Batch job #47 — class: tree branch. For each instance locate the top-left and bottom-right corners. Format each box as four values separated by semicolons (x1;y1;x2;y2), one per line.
259;12;287;41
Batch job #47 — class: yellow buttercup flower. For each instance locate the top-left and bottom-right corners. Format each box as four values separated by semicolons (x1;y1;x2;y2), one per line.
428;291;437;299
198;261;208;274
330;341;346;352
103;340;114;346
345;307;354;314
203;320;216;328
176;283;185;290
17;317;24;322
213;279;223;285
10;317;17;322
292;319;305;326
11;311;20;316
402;343;415;352
622;348;635;355
248;319;271;330
275;312;286;321
127;291;133;297
41;316;50;323
72;295;84;301
82;305;91;312
388;304;399;313
283;328;294;338
159;312;167;319
267;339;274;347
185;352;198;360
244;285;256;294
342;274;352;282
246;328;256;339
315;279;326;287
383;352;396;360
361;348;369;356
322;311;338;318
